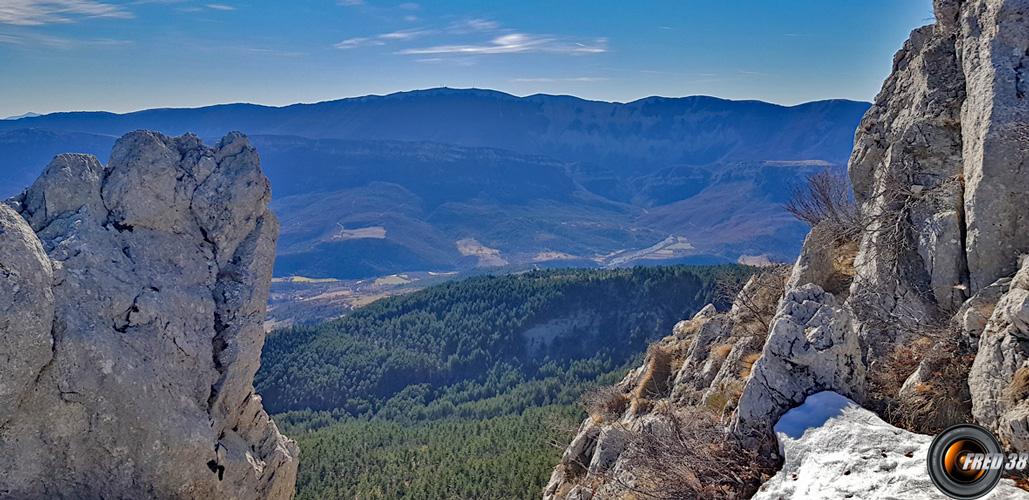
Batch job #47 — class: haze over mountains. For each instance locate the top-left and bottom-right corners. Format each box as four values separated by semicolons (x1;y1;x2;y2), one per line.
0;88;870;278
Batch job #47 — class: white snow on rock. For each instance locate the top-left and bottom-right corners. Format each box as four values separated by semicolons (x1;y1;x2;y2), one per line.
754;392;1027;500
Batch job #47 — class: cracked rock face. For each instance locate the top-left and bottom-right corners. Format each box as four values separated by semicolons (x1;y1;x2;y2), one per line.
0;205;54;428
970;258;1029;449
733;285;864;446
0;131;297;499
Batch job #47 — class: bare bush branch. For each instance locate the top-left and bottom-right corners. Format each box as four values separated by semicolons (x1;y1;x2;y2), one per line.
581;386;629;424
626;406;774;499
715;266;789;335
784;169;863;241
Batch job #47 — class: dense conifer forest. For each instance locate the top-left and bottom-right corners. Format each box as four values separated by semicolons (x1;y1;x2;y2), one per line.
257;265;753;497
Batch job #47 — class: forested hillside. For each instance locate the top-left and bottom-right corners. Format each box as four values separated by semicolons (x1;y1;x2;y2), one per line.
257;265;753;498
258;265;746;416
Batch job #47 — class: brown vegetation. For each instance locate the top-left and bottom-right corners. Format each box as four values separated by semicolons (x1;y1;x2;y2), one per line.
1006;367;1029;403
629;345;675;415
738;352;762;379
704;379;746;416
715;266;789;336
784;169;863;242
710;343;733;361
625;406;775;499
583;386;630;424
868;332;974;434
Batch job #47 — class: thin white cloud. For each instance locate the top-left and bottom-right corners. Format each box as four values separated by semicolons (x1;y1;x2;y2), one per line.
205;3;235;11
513;76;608;83
333;17;605;58
334;36;383;49
446;18;499;34
379;28;430;40
130;0;188;4
397;2;419;10
414;56;476;66
244;46;304;57
337;0;364;5
335;27;430;49
0;29;131;48
0;0;133;26
399;33;607;56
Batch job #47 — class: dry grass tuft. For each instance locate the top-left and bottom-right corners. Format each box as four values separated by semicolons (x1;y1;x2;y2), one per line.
869;333;973;434
629;345;676;415
710;343;733;361
704;379;745;415
1006;367;1029;403
738;352;762;379
582;386;629;424
823;239;860;296
625;406;775;499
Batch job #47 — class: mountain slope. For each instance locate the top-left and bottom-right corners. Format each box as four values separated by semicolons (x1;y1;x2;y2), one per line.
256;265;746;416
0;90;869;279
545;1;1029;498
0;129;116;197
0;89;868;170
257;265;753;499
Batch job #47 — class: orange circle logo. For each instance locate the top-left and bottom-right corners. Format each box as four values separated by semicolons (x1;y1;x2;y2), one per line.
942;439;988;483
927;424;1004;499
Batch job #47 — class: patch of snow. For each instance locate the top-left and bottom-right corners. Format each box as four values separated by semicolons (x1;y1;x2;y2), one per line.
755;391;1027;500
773;391;852;440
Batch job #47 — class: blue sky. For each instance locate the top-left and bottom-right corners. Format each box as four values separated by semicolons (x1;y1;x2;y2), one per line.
0;0;934;116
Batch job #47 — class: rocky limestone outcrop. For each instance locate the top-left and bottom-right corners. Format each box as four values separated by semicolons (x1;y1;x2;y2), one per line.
733;285;864;445
0;131;298;499
733;0;1029;447
546;0;1029;497
970;257;1029;449
543;269;787;499
754;392;1024;499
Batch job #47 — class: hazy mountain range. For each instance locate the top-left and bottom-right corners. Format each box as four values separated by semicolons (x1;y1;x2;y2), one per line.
0;88;870;278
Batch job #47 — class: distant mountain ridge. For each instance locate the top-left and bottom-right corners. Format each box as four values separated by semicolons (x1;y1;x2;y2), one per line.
0;89;871;278
2;112;40;121
0;88;868;168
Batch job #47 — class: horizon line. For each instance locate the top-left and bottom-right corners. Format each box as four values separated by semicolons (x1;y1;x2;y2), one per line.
4;87;872;119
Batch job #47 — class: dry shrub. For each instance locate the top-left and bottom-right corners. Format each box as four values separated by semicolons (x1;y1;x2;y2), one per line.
710;343;733;361
630;344;675;415
784;169;863;242
738;352;762;379
824;238;860;296
715;266;790;336
869;333;974;434
626;406;774;499
1007;470;1029;492
1006;367;1029;403
662;337;693;374
704;379;746;415
583;386;629;424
